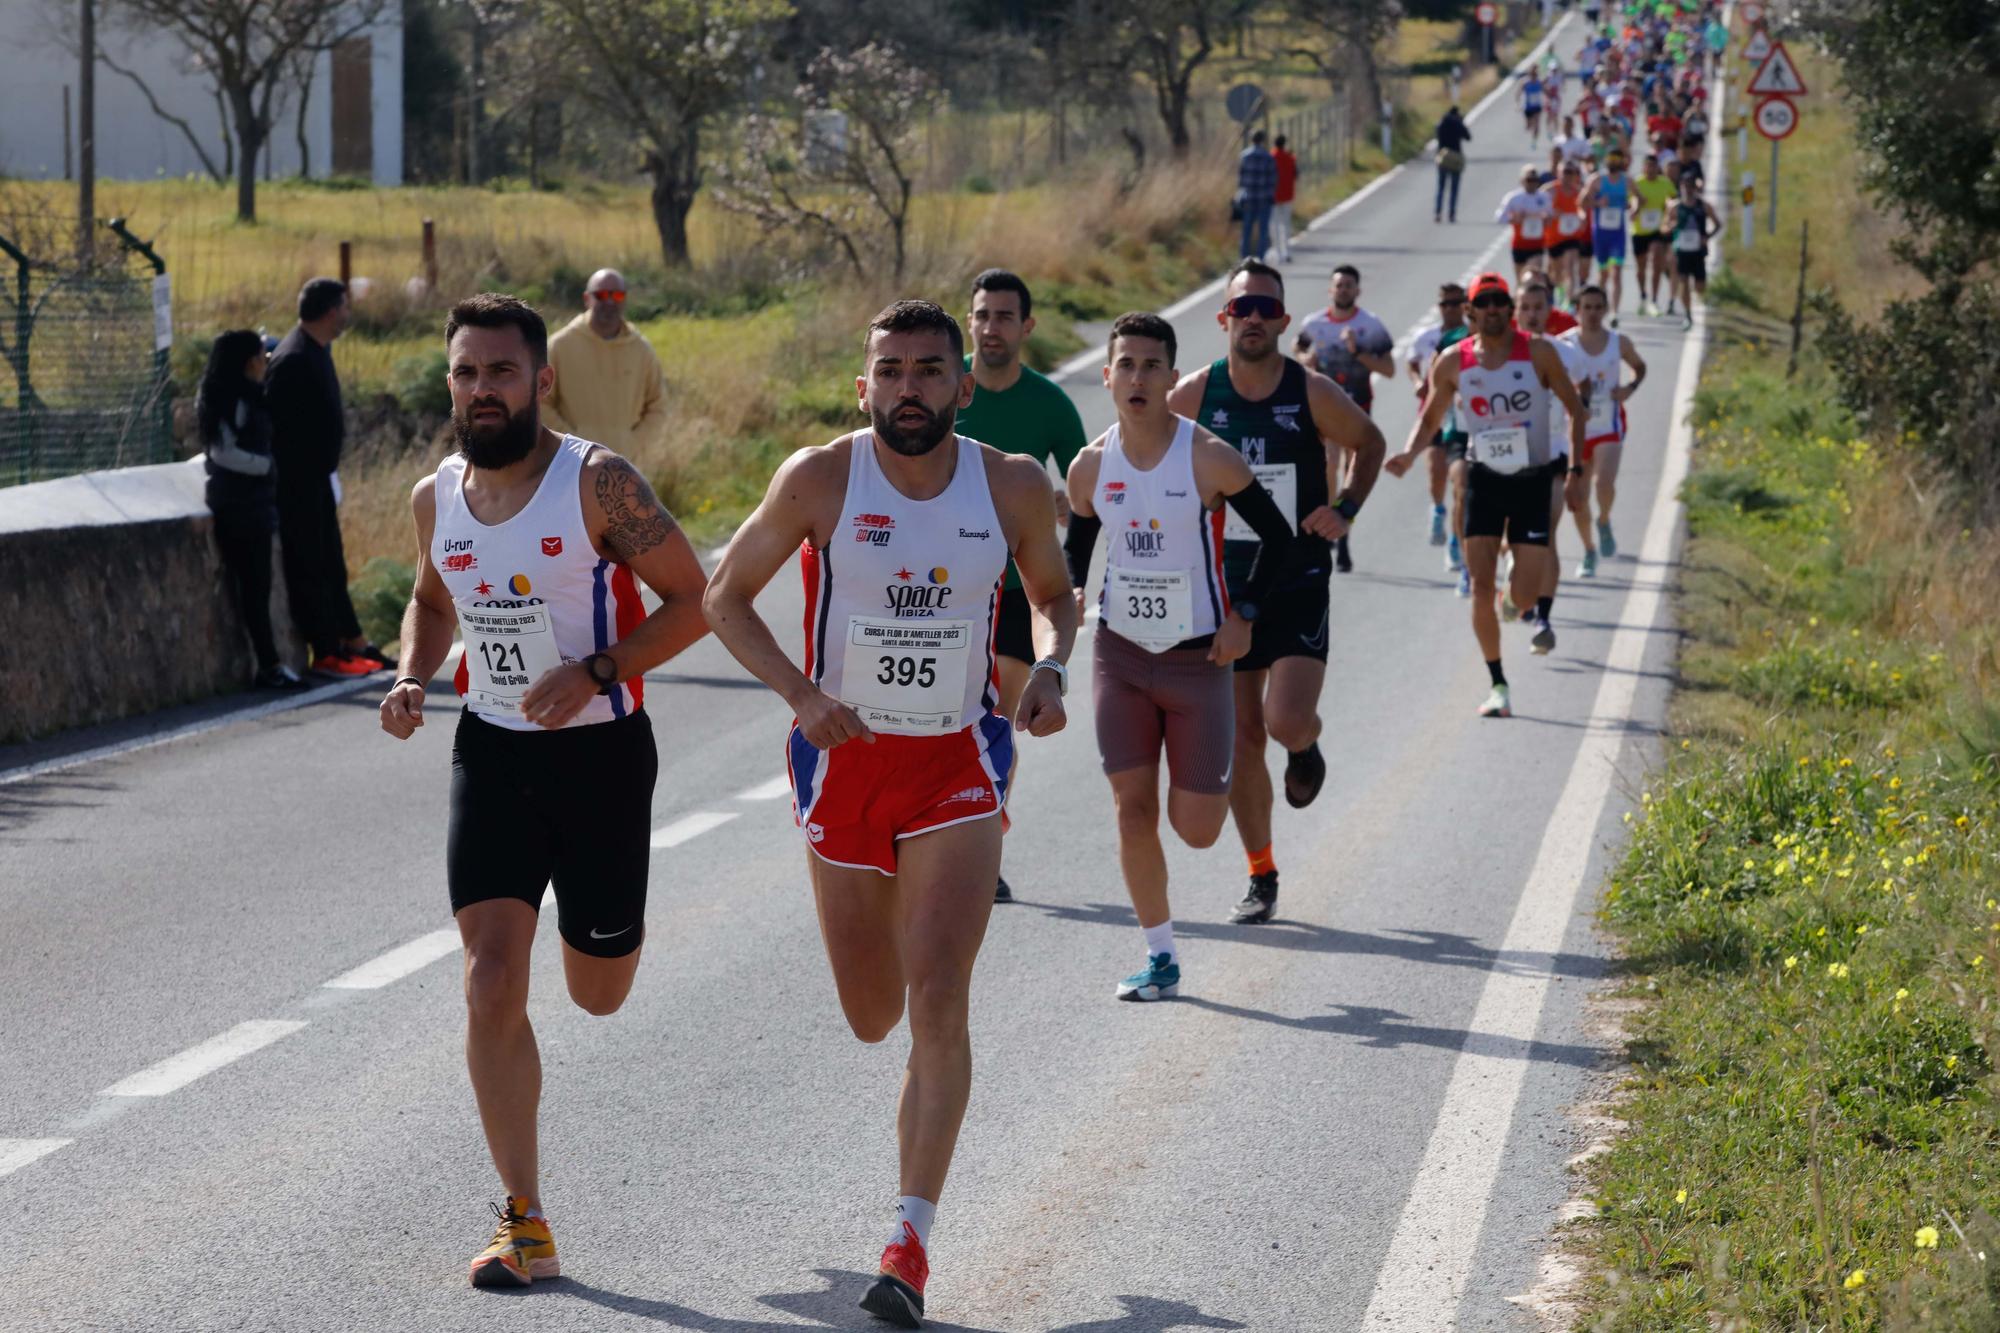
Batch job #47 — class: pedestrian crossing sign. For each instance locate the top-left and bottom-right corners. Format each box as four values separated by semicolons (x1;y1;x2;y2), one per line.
1747;41;1808;97
1741;28;1772;63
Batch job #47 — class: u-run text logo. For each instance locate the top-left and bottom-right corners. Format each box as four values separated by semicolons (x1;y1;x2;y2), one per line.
852;512;896;546
1101;481;1128;506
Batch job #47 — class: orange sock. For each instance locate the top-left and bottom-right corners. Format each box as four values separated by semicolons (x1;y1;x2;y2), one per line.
1247;844;1277;878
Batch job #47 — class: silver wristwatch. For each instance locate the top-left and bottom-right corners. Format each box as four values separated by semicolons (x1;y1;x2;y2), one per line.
1029;657;1068;697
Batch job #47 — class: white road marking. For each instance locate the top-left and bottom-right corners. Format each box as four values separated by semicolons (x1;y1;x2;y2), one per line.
98;1020;310;1099
1360;41;1729;1320
0;1138;72;1179
650;811;739;849
322;928;463;990
734;775;794;802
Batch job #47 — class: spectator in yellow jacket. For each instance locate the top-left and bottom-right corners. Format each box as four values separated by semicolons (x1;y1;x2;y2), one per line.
541;268;669;455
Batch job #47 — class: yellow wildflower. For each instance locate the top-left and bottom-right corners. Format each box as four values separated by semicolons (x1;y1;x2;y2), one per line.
1916;1226;1940;1250
1844;1269;1868;1290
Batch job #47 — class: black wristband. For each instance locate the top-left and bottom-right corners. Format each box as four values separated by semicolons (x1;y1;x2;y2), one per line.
1334;494;1362;522
392;675;424;690
1568;465;1586;476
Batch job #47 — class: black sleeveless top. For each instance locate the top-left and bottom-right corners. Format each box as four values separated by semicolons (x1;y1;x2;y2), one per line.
1195;356;1329;587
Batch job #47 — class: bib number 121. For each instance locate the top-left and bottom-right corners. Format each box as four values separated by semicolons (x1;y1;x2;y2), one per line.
478;640;527;676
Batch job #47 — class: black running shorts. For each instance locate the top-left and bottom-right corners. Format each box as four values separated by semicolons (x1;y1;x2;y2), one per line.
447;707;658;958
994;583;1034;665
1675;250;1708;281
1464;462;1562;545
1234;577;1332;673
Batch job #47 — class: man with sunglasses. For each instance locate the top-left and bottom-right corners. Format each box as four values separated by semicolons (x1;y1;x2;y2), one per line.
1405;283;1470;565
1167;259;1384;926
542;269;669;458
1384;273;1588;719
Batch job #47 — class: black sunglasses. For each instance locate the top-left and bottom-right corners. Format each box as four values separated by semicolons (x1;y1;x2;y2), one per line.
1471;294;1513;309
1224;294;1285;320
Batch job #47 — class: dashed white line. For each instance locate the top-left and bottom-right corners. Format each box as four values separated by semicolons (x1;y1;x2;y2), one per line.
0;1138;72;1179
323;928;463;990
650;811;739;849
98;1020;309;1099
734;775;794;802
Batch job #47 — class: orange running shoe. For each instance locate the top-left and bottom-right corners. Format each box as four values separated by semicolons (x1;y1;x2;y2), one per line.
859;1220;928;1327
310;652;377;679
468;1197;559;1287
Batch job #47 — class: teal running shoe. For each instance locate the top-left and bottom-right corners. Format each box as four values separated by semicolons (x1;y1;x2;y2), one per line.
1577;549;1598;578
1446;532;1463;571
1116;952;1180;1002
1428;505;1447;547
1597;519;1617;558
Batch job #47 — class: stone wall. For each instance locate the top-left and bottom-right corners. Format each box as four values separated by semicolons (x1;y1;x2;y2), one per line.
0;459;302;745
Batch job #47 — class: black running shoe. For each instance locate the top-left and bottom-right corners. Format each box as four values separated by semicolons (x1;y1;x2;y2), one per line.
994;875;1013;904
1229;871;1279;924
1283;741;1326;809
1335;536;1354;573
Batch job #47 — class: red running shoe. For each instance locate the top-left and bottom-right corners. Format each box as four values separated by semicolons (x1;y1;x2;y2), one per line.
310;652;377;679
859;1221;928;1327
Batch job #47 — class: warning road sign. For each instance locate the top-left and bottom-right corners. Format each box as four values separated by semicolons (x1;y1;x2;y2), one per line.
1753;96;1798;141
1742;27;1772;62
1748;41;1809;97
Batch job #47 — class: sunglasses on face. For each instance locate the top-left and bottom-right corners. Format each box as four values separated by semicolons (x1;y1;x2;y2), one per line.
1440;298;1466;308
1471;295;1512;309
1224;294;1285;320
587;290;626;303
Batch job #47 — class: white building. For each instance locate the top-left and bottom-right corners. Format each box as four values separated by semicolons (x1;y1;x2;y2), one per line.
0;0;402;186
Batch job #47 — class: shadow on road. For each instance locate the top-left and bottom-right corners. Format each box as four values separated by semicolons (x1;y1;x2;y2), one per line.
1178;996;1610;1071
0;772;119;839
1029;901;1603;981
555;1268;1007;1330
1046;1294;1249;1331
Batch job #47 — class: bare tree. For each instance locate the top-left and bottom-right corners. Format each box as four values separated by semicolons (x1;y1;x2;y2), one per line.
540;0;788;267
716;43;938;282
1282;0;1401;123
1070;0;1254;158
94;47;229;182
97;0;387;220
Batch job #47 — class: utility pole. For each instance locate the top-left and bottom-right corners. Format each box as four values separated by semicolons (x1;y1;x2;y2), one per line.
78;0;96;265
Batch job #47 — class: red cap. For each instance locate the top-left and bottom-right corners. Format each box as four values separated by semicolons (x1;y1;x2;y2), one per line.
1469;272;1512;303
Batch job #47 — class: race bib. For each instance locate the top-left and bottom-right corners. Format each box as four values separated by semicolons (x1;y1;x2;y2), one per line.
1519;216;1546;241
1676;227;1705;252
839;616;974;735
1587;391;1617;435
1224;463;1298;542
1639;207;1665;231
1471;425;1531;474
1596;206;1625;231
1102;565;1194;652
460;602;565;714
1558;214;1583;236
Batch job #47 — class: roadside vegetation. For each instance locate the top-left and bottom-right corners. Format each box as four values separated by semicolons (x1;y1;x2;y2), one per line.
1576;8;2000;1327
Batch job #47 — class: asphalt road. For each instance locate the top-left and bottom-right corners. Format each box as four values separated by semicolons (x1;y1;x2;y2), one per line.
1;19;1708;1330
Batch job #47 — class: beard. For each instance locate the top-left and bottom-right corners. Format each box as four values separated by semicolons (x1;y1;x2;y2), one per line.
975;341;1015;371
453;397;539;470
871;399;957;457
1230;325;1276;362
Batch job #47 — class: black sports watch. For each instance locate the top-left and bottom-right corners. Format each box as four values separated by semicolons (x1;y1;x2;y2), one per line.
1234;601;1261;624
582;652;620;694
1333;494;1362;523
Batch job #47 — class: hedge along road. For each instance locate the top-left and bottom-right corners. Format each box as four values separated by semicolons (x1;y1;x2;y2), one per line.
0;14;1714;1329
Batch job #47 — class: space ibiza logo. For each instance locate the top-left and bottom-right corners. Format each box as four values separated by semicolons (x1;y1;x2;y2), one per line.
472;573;546;609
1466;389;1535;418
1122;518;1166;558
852;512;895;546
885;566;953;616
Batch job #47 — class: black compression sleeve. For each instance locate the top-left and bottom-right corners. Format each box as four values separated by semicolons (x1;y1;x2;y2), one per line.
1063;512;1102;592
1222;480;1296;606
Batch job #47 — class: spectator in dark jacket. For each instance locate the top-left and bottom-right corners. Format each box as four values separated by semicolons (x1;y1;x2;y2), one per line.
1434;106;1473;223
201;330;303;690
1236;130;1276;259
265;277;391;677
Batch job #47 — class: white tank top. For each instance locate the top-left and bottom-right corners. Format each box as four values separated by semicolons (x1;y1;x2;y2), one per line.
432;436;644;730
1094;415;1228;651
1458;331;1557;473
802;432;1006;736
1557;328;1627;444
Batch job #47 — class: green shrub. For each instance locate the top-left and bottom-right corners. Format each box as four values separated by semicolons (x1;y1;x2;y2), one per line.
349;556;415;649
389;350;451;417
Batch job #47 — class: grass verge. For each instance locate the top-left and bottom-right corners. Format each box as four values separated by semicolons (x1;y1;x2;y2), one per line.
1573;34;2000;1333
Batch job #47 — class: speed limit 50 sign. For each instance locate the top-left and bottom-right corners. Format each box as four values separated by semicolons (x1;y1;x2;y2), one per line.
1754;95;1799;140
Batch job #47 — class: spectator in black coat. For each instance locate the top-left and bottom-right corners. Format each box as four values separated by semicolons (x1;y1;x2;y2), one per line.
265;277;392;677
200;330;302;690
1434;106;1473;223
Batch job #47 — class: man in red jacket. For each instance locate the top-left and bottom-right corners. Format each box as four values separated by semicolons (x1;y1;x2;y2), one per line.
1270;134;1298;263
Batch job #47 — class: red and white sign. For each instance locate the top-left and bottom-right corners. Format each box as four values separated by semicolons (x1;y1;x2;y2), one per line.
1741;27;1772;62
1748;41;1809;97
1741;1;1765;25
1753;95;1799;141
1476;2;1499;24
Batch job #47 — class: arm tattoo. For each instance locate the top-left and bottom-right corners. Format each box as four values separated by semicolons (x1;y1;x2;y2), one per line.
594;456;679;562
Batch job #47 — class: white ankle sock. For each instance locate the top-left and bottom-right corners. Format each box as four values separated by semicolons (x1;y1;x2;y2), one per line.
890;1195;936;1251
1143;921;1176;963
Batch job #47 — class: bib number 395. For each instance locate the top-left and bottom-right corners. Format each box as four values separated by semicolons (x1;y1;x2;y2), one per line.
876;654;938;689
840;616;972;735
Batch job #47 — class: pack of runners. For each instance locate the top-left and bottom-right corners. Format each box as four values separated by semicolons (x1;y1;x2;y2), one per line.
367;3;1715;1322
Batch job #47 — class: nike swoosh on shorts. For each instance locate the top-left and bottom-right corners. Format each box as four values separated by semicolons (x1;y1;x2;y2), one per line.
589;925;634;940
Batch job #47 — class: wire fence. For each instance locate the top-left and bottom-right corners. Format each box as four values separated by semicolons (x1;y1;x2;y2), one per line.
0;217;174;486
